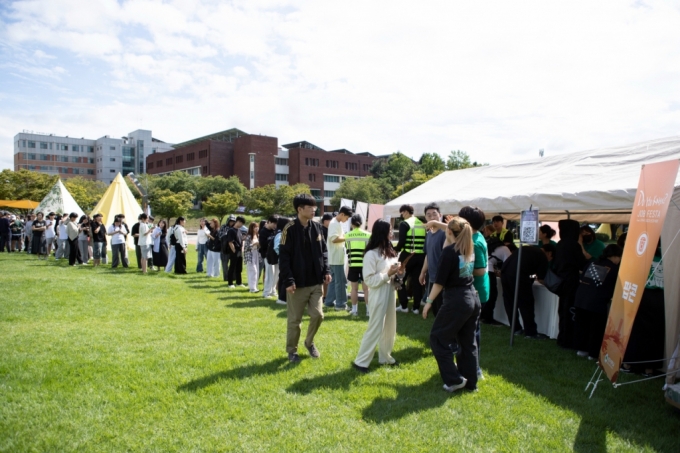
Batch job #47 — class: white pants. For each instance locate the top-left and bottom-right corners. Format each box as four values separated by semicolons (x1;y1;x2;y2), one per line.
263;259;279;297
247;260;259;291
165;246;176;273
207;250;221;277
354;282;397;367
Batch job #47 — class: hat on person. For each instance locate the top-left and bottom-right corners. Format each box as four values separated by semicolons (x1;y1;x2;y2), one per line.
227;214;236;222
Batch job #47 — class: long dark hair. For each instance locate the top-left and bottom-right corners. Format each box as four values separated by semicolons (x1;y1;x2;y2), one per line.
365;220;397;259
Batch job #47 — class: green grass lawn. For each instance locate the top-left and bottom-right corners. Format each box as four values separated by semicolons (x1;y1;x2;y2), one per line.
1;252;678;452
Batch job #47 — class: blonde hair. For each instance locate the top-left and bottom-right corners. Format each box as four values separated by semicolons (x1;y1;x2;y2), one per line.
483;224;495;236
448;216;474;261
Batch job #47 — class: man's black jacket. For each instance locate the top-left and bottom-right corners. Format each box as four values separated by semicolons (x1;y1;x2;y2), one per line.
279;217;329;289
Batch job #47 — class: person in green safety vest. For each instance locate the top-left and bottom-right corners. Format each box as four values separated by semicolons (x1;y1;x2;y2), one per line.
491;215;514;247
345;214;371;316
394;204;427;314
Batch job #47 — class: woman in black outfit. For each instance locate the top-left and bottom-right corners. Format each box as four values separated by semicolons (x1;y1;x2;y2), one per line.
573;244;623;359
174;217;188;274
153;220;169;268
31;212;47;258
422;216;480;393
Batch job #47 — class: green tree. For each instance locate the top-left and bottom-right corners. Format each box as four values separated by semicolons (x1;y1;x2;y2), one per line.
202;192;240;221
390;170;442;199
419;152;446;175
243;183;311;218
330;177;389;209
370;152;417;195
149;189;194;224
446;150;482;170
196;175;246;202
63;177;108;212
0;169;57;201
152;171;198;197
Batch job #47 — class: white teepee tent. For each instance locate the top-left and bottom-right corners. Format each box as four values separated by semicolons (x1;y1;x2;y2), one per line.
34;179;85;218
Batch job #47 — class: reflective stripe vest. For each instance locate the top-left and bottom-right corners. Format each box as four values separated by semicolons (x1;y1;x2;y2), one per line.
345;228;370;267
404;216;426;254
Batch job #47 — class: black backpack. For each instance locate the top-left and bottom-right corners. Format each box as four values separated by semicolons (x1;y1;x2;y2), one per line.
169;226;177;246
266;231;280;265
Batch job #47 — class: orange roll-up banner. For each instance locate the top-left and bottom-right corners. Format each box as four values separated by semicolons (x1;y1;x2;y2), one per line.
600;159;679;382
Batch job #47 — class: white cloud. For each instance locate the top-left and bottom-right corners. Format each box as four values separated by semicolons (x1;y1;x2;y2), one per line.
1;0;680;171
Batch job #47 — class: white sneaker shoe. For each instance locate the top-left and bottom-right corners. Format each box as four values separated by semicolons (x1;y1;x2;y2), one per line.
228;285;235;288
412;309;419;315
576;350;589;358
443;378;467;393
396;307;408;313
276;300;287;305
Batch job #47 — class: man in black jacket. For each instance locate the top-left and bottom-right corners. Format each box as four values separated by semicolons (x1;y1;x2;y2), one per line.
279;194;331;363
259;215;279;298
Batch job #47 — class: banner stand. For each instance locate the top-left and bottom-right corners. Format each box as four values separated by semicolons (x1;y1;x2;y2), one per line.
510;206;539;347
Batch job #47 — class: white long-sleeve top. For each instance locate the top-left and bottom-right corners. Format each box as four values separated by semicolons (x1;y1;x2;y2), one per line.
174;225;188;249
362;249;399;289
196;226;210;245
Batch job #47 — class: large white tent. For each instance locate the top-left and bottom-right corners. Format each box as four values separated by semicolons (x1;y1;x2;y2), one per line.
33;179;85;218
90;173;143;249
386;136;680;364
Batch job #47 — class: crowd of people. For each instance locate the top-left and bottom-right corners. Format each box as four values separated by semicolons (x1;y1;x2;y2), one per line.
0;194;666;391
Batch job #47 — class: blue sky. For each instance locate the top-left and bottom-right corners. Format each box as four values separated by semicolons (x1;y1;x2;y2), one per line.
1;0;680;171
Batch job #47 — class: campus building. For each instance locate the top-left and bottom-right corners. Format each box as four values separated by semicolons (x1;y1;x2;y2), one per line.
13;129;173;183
144;129;379;211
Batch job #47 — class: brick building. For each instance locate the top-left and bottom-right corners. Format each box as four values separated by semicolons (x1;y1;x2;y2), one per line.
145;129;379;211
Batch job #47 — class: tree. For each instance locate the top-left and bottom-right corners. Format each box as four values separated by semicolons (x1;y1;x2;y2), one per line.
63;177;108;212
446;150;482;171
149;189;194;224
419;152;446;175
151;171;198;197
330;177;389;209
243;183;312;218
195;175;246;203
0;169;57;201
202;192;240;221
390;170;442;199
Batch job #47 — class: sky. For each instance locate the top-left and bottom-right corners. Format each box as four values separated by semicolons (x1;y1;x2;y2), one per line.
1;0;680;171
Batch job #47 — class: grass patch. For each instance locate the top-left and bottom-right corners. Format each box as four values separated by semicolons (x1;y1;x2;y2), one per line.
0;252;678;452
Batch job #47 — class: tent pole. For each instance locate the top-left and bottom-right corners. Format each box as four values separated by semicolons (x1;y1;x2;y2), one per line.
510;240;523;346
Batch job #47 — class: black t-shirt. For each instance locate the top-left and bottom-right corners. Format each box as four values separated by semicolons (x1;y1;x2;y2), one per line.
258;227;274;258
501;246;549;280
32;220;46;235
434;244;474;288
226;227;243;254
303;224;321;286
91;221;106;243
322;225;329;242
131;222;140;246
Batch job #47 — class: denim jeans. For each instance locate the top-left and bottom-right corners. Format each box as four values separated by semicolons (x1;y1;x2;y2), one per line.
325;264;348;309
196;243;207;272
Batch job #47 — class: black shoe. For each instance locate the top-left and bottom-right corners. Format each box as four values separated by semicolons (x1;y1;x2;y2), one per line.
352;362;369;373
305;343;320;359
288;353;301;363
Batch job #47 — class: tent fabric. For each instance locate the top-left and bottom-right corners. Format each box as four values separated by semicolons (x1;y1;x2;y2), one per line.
367;204;384;232
355;202;369;229
33;179;85;218
90;173;143;249
386;136;680;369
2;200;40;209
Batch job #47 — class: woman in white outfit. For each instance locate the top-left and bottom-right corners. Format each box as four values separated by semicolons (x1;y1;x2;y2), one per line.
206;218;222;277
352;220;401;372
243;222;260;292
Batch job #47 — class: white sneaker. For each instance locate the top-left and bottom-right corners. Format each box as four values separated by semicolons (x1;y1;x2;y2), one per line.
443;378;467;393
396;307;408;313
276;300;287;305
576;350;589;358
477;369;485;380
412;309;419;315
239;284;247;287
228;285;236;288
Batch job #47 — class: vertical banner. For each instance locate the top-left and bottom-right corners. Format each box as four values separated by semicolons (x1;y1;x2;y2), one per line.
355;201;369;229
367;204;384;232
600;159;679;382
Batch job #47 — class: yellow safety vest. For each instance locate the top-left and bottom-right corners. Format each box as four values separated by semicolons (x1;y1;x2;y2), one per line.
345;228;370;267
404;217;426;254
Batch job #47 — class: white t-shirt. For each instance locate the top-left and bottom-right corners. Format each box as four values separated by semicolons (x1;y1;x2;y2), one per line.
488;245;512;272
58;222;69;240
327;218;346;265
108;224;128;245
138;222;150;246
44;219;55;239
197;226;210;245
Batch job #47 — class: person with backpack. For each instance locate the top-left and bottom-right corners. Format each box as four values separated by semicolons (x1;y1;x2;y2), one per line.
272;217;291;305
225;216;245;288
219;215;236;282
259;215;279;298
165;222;178;273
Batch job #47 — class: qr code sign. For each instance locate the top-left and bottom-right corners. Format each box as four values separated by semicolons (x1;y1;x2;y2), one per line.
522;225;536;243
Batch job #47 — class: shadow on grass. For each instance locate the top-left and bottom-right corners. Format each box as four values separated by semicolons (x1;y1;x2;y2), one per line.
228;299;286;310
481;327;680;453
361;374;455;423
177;357;289;392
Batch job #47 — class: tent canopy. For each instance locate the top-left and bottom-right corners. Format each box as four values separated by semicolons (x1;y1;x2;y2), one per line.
385;136;680;223
90;173;143;249
0;200;40;210
33;179;85;218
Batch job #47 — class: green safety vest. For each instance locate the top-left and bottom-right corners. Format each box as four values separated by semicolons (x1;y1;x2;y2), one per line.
404;217;426;254
345;228;371;267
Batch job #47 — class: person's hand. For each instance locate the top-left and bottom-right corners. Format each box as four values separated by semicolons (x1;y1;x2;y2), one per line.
286;284;296;294
418;271;427;286
387;263;400;277
422;303;431;319
324;274;332;284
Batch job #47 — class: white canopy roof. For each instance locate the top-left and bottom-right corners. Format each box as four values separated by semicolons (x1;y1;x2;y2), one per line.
385;136;680;223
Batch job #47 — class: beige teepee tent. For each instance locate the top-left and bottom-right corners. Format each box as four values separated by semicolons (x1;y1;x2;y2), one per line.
90;173;143;249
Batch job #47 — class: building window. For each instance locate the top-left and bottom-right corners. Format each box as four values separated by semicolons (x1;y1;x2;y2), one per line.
110;158;115;162
110;146;115;151
305;157;319;167
89;158;94;164
87;169;94;175
275;174;288;181
250;171;255;179
40;154;49;161
199;150;208;159
73;145;80;152
310;189;321;200
72;157;79;163
187;152;195;161
345;162;358;170
323;175;340;183
176;155;183;163
324;190;335;198
27;153;37;160
308;173;316;182
72;168;79;174
28;141;36;148
40;142;48;149
276;158;289;166
148;162;154;169
59;144;68;151
157;160;163;167
202;166;208;174
59;156;68;162
21;140;26;147
88;146;94;153
110;169;115;173
363;164;370;171
250;155;255;163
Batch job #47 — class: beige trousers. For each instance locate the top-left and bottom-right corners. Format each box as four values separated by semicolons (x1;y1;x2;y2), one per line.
286;284;324;354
